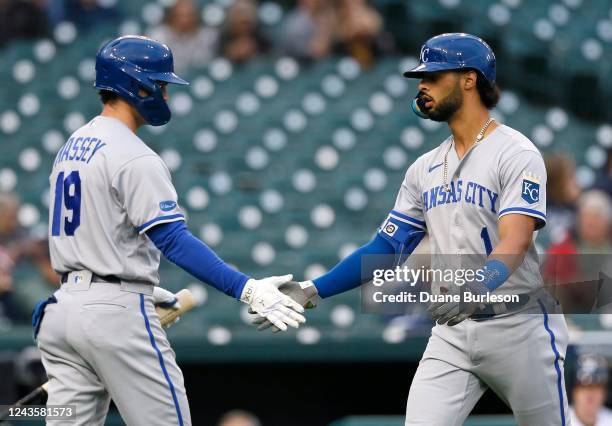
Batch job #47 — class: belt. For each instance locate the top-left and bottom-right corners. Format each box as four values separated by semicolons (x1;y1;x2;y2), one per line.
471;293;531;320
60;272;121;285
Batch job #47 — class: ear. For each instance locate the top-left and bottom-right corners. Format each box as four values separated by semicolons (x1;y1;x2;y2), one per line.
463;70;478;90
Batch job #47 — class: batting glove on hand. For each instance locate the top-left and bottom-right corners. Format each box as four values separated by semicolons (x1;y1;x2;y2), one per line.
251;280;320;333
153;286;181;327
427;280;489;327
241;274;306;332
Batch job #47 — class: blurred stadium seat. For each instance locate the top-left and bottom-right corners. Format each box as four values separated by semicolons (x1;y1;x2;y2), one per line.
0;0;612;378
1;1;611;425
0;0;611;353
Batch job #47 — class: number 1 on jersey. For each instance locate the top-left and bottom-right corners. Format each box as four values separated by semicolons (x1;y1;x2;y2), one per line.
480;226;493;256
51;171;81;236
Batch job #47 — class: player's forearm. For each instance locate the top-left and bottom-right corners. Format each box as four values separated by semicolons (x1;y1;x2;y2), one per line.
482;214;536;291
481;225;533;292
314;218;426;298
489;236;530;273
313;234;396;298
313;235;395;298
146;221;249;299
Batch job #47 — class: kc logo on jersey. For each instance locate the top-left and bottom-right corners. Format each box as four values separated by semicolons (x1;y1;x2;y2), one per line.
521;172;540;204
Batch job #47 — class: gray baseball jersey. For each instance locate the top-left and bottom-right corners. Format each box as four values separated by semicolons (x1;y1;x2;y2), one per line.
42;116;191;425
393;123;570;426
387;123;546;295
48;116;185;284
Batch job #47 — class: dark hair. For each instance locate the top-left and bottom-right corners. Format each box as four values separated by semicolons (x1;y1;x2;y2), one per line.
475;72;500;109
99;90;119;104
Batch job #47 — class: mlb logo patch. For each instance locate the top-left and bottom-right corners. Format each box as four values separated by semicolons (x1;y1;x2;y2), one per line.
521;172;540;204
73;274;83;284
382;220;398;237
159;200;177;212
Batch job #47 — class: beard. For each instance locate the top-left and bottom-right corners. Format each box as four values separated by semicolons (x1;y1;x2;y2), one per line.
418;82;463;122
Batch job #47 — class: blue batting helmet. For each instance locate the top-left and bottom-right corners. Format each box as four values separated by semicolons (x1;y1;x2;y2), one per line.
94;35;189;126
403;33;496;84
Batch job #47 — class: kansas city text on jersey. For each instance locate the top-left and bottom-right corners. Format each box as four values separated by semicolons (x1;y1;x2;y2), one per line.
422;179;499;213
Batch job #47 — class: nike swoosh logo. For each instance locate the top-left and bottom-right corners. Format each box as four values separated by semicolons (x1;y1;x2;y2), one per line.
428;162;443;173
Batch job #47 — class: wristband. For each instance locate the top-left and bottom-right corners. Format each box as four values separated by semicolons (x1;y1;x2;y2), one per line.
480;259;510;291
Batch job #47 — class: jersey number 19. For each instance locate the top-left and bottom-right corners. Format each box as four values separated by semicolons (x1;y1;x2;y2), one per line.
51;171;81;236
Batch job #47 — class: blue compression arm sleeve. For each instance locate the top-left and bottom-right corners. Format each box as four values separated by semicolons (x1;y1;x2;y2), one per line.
312;234;398;298
313;217;426;298
146;221;249;299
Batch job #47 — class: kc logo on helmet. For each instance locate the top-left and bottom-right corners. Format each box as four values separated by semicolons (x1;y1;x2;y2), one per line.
421;48;430;62
521;172;540;204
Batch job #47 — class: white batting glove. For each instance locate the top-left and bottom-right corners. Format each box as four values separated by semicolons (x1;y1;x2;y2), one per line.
240;274;306;331
153;286;181;327
251;280;320;333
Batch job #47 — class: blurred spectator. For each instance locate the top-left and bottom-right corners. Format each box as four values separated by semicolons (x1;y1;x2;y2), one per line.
0;0;49;47
544;190;612;312
45;0;118;29
570;354;612;426
575;190;612;254
0;193;57;288
149;0;218;74
279;0;336;61
217;410;261;426
0;242;16;324
334;0;388;68
543;153;581;246
220;0;270;64
593;148;612;199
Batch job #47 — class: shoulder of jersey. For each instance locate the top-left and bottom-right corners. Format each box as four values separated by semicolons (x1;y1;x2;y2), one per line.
92;117;158;161
494;124;541;156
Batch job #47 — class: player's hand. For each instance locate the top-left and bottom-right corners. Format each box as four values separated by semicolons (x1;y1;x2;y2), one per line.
240;275;306;332
427;280;489;327
153;286;182;327
251;280;320;333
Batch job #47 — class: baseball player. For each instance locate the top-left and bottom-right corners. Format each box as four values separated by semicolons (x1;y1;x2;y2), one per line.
570;354;612;426
34;35;305;426
255;33;569;425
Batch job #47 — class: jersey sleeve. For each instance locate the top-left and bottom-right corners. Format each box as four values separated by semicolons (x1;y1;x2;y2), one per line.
498;150;547;229
112;155;185;234
387;160;427;231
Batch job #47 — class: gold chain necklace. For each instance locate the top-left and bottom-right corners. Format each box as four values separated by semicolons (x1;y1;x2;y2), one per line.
442;117;495;193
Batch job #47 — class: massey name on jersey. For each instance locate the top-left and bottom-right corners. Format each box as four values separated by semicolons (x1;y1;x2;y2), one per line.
54;136;107;165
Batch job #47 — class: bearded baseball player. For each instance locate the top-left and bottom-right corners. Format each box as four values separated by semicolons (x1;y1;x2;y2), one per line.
33;35;305;426
255;33;569;425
